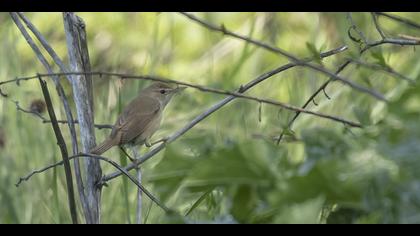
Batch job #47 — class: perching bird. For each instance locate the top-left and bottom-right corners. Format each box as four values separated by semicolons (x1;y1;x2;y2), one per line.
90;82;185;156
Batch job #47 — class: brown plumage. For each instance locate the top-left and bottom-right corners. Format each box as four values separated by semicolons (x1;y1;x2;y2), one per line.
90;82;185;155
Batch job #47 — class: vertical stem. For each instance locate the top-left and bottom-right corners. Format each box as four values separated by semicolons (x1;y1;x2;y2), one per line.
136;167;143;224
63;12;102;224
38;77;78;224
10;12;88;222
132;148;142;224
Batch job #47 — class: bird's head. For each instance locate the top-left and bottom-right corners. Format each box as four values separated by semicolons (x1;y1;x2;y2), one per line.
145;82;186;106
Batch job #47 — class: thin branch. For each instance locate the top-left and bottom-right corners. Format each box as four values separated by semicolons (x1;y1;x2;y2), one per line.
10;12;89;222
375;12;420;30
17;13;72;80
276;12;420;144
38;77;78;224
100;45;350;184
0;88;7;97
398;34;420;42
11;100;113;129
16;152;171;213
347;12;368;44
276;60;352;144
348;58;416;84
13;100;46;121
179;12;387;101
371;13;386;39
362;37;420;53
44;120;113;130
7;71;362;128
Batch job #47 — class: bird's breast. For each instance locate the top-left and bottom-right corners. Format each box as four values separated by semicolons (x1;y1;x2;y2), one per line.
132;112;163;146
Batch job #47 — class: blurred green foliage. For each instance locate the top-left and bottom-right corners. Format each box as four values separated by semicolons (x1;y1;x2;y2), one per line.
0;12;420;224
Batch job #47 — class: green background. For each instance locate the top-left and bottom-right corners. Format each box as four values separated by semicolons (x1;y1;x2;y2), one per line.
0;12;420;223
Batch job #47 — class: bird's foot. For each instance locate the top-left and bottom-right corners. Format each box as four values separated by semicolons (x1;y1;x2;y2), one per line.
145;137;169;148
119;146;136;162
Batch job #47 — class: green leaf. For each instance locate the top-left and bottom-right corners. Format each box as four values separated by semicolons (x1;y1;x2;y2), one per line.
230;185;257;223
273;195;325;223
353;106;372;126
370;48;388;68
306;42;322;65
184;143;274;189
148;145;197;202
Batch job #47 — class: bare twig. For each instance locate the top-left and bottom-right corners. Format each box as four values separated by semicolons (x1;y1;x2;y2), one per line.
16;152;170;213
11;100;113;129
371;13;386;39
38;77;78;224
375;12;420;30
100;45;350;184
17;13;72;82
276;12;420;144
347;12;368;44
398;34;420;42
44;120;113;129
10;12;89;221
0;88;7;97
179;12;386;101
348;58;416;84
6;71;362;128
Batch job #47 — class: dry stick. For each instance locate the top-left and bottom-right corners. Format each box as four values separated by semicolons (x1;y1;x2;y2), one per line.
63;12;101;224
347;12;368;45
276;13;420;144
0;87;7;97
375;12;420;30
10;12;91;222
100;45;349;184
16;152;171;213
11;100;112;129
38;77;78;224
371;13;386;39
276;61;351;144
44;120;112;129
179;12;386;102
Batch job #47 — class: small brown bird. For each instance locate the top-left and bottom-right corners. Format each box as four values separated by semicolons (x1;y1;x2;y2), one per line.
90;82;185;155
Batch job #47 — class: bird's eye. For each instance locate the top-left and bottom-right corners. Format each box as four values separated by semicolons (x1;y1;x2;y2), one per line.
160;89;166;94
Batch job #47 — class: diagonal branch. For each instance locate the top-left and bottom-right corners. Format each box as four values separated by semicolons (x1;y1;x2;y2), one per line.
16;152;171;213
99;45;351;184
38;77;78;224
179;12;386;101
7;71;363;128
371;13;386;39
375;12;420;30
10;99;113;129
275;12;420;144
347;58;416;84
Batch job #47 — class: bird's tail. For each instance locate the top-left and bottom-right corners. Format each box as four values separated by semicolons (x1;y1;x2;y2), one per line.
90;138;117;155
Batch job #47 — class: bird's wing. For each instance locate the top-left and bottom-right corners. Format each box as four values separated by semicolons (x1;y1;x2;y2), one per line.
110;96;161;144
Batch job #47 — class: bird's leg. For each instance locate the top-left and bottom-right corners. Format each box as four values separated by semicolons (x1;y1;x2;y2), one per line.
119;146;136;162
145;137;169;148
